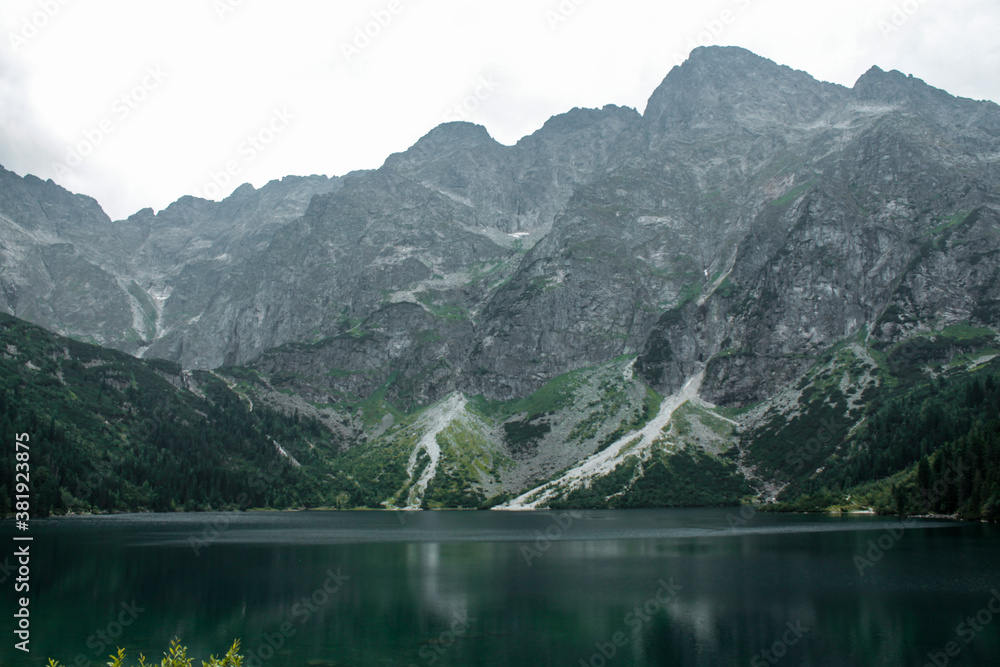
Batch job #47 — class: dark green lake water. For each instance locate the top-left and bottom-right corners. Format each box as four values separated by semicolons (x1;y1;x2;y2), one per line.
2;509;999;666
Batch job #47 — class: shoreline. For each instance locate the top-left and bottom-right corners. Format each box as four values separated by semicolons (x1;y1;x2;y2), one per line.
6;506;981;523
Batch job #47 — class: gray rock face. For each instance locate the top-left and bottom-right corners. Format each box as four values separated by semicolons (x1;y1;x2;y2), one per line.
0;168;131;346
2;45;999;416
0;169;340;352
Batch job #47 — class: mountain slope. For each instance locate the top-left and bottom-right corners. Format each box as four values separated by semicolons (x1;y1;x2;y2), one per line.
0;168;341;355
2;46;1000;515
0;313;340;514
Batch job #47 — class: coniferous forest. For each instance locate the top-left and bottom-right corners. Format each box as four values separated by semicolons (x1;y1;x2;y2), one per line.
767;354;1000;521
2;307;999;520
0;314;337;515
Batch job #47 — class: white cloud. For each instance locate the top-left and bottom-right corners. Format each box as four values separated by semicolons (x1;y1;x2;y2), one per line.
0;0;997;219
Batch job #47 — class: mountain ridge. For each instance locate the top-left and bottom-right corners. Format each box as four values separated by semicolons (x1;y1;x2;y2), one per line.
2;46;1000;514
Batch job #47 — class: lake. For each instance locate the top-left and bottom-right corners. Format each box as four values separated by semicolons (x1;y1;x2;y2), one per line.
3;509;999;666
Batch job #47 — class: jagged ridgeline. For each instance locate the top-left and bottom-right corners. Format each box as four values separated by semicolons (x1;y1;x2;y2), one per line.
2;46;1000;515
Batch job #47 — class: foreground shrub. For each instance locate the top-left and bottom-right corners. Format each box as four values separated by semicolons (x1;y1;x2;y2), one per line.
48;638;242;667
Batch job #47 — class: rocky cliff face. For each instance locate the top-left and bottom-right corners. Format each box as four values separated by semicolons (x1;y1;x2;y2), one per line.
3;46;999;507
631;51;1000;405
0;169;341;355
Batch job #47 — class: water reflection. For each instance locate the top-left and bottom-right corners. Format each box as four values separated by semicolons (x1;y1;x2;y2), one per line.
2;509;998;666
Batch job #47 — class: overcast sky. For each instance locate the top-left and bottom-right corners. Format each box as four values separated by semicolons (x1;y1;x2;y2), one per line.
1;0;998;220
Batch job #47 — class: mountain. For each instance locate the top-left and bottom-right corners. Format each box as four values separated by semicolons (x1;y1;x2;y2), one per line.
2;46;999;516
0;169;341;354
0;313;339;515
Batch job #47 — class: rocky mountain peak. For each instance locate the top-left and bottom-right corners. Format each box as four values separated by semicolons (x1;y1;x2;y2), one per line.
2;48;998;408
852;66;955;107
529;105;641;135
3;49;1000;517
642;46;844;139
852;65;932;101
0;164;112;234
850;64;1000;136
385;121;501;169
